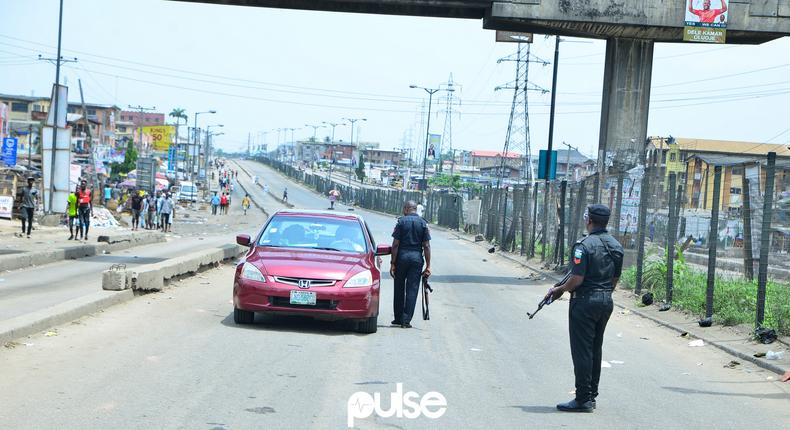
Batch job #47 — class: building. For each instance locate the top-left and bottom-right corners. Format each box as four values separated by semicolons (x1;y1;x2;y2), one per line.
555;149;596;181
119;110;165;127
362;148;402;166
67;102;121;149
296;140;356;164
0;94;51;154
648;137;790;213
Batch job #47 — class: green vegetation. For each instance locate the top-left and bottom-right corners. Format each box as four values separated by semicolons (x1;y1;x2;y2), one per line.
429;173;482;193
355;153;366;181
621;247;790;335
110;140;138;177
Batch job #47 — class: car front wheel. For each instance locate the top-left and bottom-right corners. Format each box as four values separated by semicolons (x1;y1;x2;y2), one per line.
357;315;378;334
234;307;254;324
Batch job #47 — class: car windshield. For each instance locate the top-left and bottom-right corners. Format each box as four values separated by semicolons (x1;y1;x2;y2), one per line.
258;215;367;253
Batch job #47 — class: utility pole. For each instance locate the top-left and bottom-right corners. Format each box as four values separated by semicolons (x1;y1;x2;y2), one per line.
38;0;76;213
78;79;99;191
409;85;454;188
323;121;345;145
560;141;579;181
494;42;549;188
192;110;216;182
343;117;367;147
128;104;155;155
305;123;325;141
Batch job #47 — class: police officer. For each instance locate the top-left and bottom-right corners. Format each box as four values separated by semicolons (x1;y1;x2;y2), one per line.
390;200;431;328
544;204;623;413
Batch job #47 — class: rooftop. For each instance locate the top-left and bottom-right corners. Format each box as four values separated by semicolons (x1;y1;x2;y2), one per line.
471;150;522;159
650;137;790;158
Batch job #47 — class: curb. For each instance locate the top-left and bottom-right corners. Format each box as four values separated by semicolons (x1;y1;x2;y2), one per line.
0;231;166;273
453;231;790;376
233;175;269;218
0;244;245;346
0;290;134;346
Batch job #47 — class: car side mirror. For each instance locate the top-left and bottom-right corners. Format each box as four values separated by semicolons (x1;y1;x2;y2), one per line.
375;244;392;256
236;234;251;247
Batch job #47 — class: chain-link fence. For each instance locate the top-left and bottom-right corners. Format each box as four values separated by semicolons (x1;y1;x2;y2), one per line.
464;152;789;335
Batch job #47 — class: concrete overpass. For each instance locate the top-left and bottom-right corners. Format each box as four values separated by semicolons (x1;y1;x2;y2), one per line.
175;0;790;171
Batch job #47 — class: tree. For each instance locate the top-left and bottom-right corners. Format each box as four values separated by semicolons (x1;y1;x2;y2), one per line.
355;153;366;181
110;140;138;177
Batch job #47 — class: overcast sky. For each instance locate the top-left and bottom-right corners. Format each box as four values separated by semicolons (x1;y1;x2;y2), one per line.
3;0;789;158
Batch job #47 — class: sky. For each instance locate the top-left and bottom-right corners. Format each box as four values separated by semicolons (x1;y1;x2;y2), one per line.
2;0;790;159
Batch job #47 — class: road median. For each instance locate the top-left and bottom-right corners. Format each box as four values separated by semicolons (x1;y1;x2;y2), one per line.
0;231;165;273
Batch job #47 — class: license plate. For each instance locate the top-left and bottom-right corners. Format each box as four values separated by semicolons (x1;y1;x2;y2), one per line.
289;290;317;305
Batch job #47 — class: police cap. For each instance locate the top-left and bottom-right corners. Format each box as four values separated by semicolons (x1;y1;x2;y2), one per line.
587;204;611;224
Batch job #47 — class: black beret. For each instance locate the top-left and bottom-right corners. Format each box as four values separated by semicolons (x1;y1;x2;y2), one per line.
588;204;611;219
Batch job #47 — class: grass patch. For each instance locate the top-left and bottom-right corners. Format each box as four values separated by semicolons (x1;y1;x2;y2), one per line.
621;248;790;335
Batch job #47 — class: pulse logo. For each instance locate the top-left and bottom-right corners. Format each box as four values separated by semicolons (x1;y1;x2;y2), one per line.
347;383;447;427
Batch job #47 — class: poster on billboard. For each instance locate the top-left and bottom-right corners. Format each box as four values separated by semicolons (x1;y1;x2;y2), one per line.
684;0;728;43
0;195;13;219
142;125;174;152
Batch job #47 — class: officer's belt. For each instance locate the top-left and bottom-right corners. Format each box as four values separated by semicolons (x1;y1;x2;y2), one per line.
399;247;423;253
571;289;612;299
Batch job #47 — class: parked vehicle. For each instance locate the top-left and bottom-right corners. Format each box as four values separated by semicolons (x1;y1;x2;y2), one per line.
233;210;391;333
177;181;198;202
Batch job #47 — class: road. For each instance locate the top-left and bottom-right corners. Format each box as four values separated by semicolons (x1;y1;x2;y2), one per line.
0;159;787;430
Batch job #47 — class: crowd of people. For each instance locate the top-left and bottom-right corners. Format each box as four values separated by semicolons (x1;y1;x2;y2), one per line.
127;189;176;233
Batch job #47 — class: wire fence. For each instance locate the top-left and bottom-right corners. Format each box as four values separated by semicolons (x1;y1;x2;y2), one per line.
252;153;788;335
470;153;789;335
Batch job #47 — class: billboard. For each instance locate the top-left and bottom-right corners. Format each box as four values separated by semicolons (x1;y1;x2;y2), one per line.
684;0;728;44
2;137;17;167
495;31;533;43
142;125;174;151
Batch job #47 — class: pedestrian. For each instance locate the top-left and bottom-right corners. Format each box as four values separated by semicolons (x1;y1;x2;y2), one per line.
211;191;220;215
263;183;269;195
156;192;164;229
140;193;150;229
66;185;81;240
220;192;229;215
416;201;425;219
18;177;38;239
241;194;251;215
389;200;432;328
146;194;156;229
544;204;624;413
328;188;340;209
282;187;288;203
130;190;143;231
160;192;175;233
77;180;93;241
103;183;112;207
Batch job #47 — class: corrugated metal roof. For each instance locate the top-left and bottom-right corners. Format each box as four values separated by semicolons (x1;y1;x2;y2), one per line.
471;150;521;158
651;137;790;157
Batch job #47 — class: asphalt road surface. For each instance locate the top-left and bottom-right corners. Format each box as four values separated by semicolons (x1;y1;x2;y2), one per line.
0;160;787;430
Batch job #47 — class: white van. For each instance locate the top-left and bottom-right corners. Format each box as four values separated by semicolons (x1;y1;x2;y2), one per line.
178;181;198;202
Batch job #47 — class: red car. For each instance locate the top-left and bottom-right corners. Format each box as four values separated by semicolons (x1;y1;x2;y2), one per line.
233;210;391;333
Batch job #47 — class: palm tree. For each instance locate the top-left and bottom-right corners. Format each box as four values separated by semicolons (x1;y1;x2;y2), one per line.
169;108;187;166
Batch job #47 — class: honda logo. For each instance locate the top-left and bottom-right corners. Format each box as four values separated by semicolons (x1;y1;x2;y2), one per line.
298;279;312;289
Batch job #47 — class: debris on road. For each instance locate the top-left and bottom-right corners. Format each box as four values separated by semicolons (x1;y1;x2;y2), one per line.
619;309;631;315
754;352;767;358
616;332;623;338
688;339;705;347
680;332;689;338
640;336;650;340
44;331;58;337
765;350;784;360
610;360;625;365
4;341;20;349
470;348;482;352
723;360;740;369
601;361;612;368
755;328;777;344
641;292;654;306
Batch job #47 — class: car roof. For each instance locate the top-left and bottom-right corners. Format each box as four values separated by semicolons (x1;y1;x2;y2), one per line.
273;209;365;221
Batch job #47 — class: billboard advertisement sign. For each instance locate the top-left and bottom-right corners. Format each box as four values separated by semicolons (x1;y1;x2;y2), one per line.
684;0;728;43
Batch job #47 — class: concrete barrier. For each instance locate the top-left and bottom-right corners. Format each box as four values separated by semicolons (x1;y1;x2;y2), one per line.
107;244;246;292
0;231;166;272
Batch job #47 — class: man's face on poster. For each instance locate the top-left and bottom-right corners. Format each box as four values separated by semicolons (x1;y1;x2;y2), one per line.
703;0;711;10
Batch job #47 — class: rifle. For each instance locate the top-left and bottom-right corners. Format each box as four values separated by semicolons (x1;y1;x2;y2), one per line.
421;275;433;320
527;270;571;320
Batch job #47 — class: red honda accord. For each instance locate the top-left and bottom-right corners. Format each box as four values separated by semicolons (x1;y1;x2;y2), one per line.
233;210;391;333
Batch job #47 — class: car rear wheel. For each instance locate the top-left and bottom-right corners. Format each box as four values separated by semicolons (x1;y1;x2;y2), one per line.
357;315;378;334
234;307;254;324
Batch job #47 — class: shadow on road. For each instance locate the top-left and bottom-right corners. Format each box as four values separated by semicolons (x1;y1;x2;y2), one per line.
662;386;789;400
510;405;558;414
427;275;537;285
220;312;374;337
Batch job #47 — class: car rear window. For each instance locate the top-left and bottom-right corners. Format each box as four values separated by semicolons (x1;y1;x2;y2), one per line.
258;215;367;253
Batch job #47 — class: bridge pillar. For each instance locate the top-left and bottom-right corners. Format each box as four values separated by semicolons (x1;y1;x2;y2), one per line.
597;37;654;175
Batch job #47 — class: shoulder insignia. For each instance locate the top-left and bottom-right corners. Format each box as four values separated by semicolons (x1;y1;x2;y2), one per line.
573;247;583;265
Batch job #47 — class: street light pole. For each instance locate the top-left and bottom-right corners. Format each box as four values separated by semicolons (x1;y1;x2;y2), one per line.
192;110;216;182
323;121;344;145
305;123;325;141
409;85;453;188
342;117;367;147
205;124;223;175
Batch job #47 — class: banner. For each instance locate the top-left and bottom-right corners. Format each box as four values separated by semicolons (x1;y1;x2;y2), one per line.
2;137;17;167
684;0;727;44
142;125;174;151
0;195;13;219
428;134;441;159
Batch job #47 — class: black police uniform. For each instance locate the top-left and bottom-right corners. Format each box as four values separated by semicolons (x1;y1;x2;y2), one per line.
391;213;431;324
567;207;623;406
